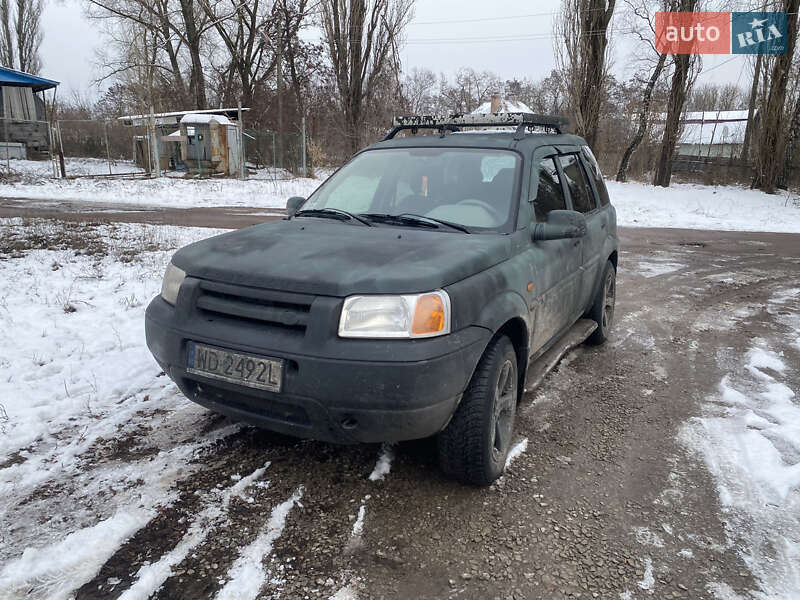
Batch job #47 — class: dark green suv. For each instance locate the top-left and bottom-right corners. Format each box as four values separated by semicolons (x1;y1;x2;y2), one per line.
145;114;618;485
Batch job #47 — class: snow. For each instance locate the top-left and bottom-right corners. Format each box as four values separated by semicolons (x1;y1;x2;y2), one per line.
1;157;799;233
180;113;233;126
608;180;800;233
216;487;303;600
636;261;686;278
368;444;394;481
681;334;800;598
118;462;271;600
637;557;655;591
472;97;534;114
0;510;151;600
0;159;322;208
505;438;528;468
0;219;249;598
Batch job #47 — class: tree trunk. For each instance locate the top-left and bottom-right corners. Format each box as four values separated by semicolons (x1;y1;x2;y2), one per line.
653;53;690;187
753;2;799;193
177;0;207;110
740;52;762;166
577;0;615;149
616;53;667;182
779;96;800;189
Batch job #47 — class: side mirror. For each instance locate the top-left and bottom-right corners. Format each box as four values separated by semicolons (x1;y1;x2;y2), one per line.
286;196;305;217
530;209;587;241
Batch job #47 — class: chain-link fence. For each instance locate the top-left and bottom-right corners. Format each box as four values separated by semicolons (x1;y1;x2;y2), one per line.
244;129;310;176
0;116;315;181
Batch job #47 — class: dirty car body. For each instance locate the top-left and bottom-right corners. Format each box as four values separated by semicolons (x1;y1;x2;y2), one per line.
145;114;618;484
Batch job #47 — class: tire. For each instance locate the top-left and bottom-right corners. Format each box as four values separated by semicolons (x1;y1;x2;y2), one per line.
586;260;616;345
437;335;518;486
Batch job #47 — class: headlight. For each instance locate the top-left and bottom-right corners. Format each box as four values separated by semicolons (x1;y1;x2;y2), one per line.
160;263;186;305
338;290;451;338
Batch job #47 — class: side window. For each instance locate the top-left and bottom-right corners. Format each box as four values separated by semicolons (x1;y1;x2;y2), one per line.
558;154;595;214
581;146;610;206
531;157;566;223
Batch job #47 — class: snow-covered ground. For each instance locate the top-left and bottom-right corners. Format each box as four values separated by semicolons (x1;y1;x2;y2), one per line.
0;158;324;209
607;180;800;233
681;289;800;599
0;158;799;232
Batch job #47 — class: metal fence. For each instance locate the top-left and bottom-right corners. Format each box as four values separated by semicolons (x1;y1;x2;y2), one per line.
0;116;314;180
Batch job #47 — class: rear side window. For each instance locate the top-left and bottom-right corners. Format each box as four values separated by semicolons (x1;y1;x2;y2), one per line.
532;157;566;223
581;146;610;206
558;154;595;214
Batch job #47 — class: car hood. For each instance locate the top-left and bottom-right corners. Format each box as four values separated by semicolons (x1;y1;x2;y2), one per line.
171;218;512;296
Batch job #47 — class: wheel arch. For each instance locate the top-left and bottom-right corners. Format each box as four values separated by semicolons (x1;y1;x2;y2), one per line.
470;291;531;403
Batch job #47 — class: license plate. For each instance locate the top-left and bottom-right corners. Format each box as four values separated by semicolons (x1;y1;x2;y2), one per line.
186;342;283;392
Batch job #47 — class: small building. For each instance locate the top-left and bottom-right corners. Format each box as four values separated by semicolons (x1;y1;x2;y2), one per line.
472;92;534;115
676;110;750;159
179;113;242;177
0;66;59;158
118;107;247;175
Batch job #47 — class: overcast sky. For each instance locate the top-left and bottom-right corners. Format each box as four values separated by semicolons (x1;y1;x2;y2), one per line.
40;0;748;100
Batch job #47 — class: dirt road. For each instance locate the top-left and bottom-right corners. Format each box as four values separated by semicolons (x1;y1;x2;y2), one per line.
1;206;799;599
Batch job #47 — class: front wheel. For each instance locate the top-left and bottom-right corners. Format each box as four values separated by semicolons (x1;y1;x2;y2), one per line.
437;335;518;486
587;261;616;345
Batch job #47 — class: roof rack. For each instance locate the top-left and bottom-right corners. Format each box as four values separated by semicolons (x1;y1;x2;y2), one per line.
383;112;568;140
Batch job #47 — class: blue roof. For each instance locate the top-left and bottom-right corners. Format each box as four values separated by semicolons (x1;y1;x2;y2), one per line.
0;66;58;92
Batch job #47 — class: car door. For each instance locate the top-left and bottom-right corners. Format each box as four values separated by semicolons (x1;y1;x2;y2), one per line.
528;151;584;354
556;151;605;313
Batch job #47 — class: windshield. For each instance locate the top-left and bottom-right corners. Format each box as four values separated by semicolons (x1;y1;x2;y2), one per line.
300;148;520;232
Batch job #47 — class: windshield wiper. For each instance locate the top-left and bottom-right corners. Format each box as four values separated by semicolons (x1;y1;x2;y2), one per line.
397;213;472;234
360;213;471;234
295;208;373;226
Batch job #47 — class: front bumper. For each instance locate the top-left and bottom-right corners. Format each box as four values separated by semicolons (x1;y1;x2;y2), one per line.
145;294;490;443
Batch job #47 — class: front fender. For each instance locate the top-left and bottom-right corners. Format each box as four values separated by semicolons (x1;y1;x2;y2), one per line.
473;290;531;335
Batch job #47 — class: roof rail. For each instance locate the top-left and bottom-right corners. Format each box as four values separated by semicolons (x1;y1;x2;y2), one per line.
383;112;568;140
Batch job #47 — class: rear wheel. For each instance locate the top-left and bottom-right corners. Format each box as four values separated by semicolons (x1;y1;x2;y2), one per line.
587;261;616;345
437;335;518;486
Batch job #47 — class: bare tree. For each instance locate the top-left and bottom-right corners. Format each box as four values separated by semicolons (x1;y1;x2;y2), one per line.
753;2;799;193
15;0;41;73
86;0;209;109
402;67;437;114
320;0;414;154
555;0;616;148
0;0;42;73
615;0;670;182
653;0;700;188
0;0;13;69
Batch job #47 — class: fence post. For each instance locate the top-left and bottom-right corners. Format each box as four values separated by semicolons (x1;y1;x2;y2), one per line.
149;106;161;178
238;101;246;180
56;120;66;178
49;124;58;178
301;115;307;178
104;121;113;175
3;117;9;173
272;131;276;170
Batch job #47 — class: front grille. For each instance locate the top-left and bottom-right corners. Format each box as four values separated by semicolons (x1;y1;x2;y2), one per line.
195;280;313;333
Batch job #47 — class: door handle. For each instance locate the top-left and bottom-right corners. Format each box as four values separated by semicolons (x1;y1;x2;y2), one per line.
572;240;580;247
601;222;606;229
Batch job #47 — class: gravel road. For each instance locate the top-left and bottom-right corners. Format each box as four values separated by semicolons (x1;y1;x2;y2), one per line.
2;206;798;599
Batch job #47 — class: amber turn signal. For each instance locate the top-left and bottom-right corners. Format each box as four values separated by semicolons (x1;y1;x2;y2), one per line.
412;293;446;335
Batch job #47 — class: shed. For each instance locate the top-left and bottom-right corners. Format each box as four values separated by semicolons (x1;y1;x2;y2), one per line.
0;66;59;157
676;111;750;159
179;113;241;176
